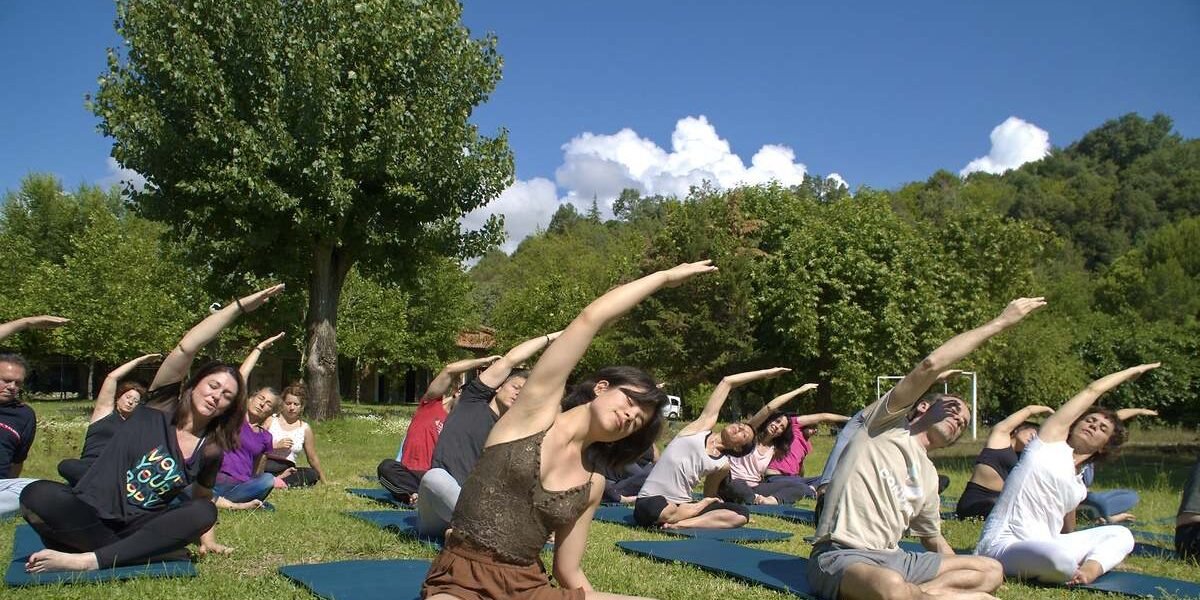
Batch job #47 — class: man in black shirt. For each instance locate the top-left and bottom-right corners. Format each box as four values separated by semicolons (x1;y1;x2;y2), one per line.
0;315;69;517
416;330;560;537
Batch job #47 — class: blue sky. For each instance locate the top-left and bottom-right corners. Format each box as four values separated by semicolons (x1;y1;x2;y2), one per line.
3;1;1198;248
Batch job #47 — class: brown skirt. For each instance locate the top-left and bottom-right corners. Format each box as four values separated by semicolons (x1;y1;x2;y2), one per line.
421;535;585;600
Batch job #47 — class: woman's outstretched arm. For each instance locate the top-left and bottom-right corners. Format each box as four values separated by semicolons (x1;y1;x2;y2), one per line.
1040;363;1160;444
509;260;718;435
985;404;1053;449
239;331;285;382
92;353;160;423
424;355;501;401
152;284;285;390
0;315;69;343
744;383;816;430
680;367;791;436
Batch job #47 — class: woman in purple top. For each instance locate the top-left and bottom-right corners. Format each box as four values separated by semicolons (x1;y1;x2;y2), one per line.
213;387;278;509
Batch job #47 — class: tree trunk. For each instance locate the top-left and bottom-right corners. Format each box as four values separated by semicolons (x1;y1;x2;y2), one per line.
304;242;353;420
354;358;361;404
87;360;95;400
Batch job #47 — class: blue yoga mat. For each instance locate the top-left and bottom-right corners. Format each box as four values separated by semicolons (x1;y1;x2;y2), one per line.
345;487;409;508
902;538;1197;597
618;538;817;598
592;506;792;542
5;524;196;587
747;505;816;524
1130;528;1175;545
279;559;427;600
346;510;443;548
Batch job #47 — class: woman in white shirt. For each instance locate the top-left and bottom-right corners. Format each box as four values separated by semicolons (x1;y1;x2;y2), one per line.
975;363;1159;585
265;384;326;487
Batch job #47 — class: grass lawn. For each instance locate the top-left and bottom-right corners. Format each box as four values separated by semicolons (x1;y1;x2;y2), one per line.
3;400;1198;599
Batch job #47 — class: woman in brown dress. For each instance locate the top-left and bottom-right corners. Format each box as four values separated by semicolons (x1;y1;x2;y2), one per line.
422;260;718;600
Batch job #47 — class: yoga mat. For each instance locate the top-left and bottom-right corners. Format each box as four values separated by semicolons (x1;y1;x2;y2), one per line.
278;559;426;600
592;506;792;542
1130;529;1175;545
345;487;409;508
618;538;817;598
5;524;196;587
747;504;817;524
346;510;443;548
1081;571;1200;598
348;510;557;553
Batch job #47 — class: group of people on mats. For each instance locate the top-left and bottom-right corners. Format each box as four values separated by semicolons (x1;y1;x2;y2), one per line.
1;262;1198;600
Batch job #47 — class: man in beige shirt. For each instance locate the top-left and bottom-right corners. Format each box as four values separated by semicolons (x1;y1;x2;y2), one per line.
808;298;1046;600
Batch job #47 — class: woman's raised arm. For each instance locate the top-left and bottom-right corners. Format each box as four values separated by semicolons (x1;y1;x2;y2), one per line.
1040;363;1160;444
92;353;160;423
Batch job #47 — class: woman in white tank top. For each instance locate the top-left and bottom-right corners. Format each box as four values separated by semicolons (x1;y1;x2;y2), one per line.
264;384;326;487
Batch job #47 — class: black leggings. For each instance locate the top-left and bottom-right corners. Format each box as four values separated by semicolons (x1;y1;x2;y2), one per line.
955;480;1001;519
265;458;320;487
718;476;813;505
19;480;216;568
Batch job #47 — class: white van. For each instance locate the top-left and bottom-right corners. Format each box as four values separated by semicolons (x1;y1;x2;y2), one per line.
661;395;682;420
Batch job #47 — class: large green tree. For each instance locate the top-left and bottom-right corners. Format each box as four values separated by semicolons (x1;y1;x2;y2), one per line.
92;0;513;417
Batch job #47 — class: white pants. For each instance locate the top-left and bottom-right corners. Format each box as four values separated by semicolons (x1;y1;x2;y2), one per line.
415;468;460;537
993;526;1135;583
0;478;35;519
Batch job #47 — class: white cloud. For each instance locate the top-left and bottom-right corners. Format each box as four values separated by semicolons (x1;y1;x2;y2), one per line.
460;177;561;253
464;115;816;253
98;157;148;191
827;173;848;189
960;116;1050;176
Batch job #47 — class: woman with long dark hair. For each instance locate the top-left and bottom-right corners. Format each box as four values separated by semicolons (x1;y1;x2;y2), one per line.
422;261;715;600
717;385;825;506
20;284;284;573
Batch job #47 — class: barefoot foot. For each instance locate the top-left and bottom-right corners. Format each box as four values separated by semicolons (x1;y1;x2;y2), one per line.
25;549;99;573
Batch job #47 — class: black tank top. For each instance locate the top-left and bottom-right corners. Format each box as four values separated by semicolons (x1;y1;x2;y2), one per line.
974;446;1019;480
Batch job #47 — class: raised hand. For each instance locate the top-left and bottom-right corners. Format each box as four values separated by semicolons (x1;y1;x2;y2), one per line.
1025;405;1054;416
996;297;1047;327
22;315;70;329
135;353;163;365
935;369;964;383
257;331;286;350
660;260;719;288
724;367;792;387
796;383;819;394
236;283;286;313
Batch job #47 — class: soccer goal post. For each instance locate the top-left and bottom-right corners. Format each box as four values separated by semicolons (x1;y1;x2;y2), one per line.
875;372;978;440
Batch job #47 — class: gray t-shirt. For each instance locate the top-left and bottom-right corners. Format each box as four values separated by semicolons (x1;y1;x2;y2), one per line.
638;430;728;503
815;392;941;550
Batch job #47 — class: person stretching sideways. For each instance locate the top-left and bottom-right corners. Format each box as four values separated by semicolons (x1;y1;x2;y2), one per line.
422;259;715;600
975;363;1159;586
0;315;70;517
58;353;162;486
717;385;830;505
20;283;283;572
955;404;1053;519
377;355;501;503
809;298;1047;600
634;367;792;529
417;331;562;537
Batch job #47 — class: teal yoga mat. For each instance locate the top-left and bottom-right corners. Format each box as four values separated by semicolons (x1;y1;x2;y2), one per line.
345;487;409;508
592;505;792;542
618;538;817;598
5;524;196;587
279;559;426;600
346;510;443;548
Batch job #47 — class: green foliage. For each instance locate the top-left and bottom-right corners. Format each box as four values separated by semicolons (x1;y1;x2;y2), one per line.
91;0;515;415
0;176;196;373
338;257;478;376
1095;216;1200;324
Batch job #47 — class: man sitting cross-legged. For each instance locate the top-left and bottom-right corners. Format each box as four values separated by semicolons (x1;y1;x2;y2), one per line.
634;367;790;529
809;297;1046;600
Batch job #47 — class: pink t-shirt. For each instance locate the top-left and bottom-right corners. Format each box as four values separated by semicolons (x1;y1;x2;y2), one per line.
728;445;773;486
766;416;813;476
